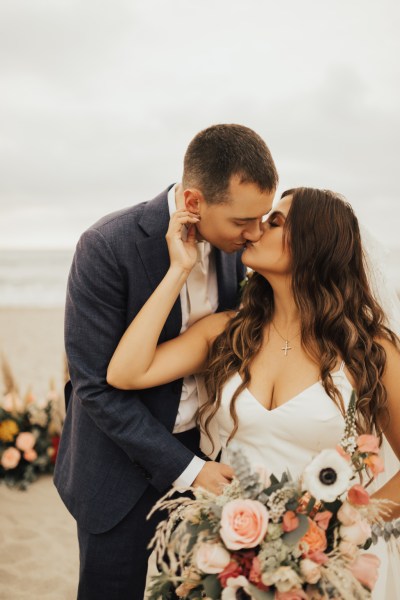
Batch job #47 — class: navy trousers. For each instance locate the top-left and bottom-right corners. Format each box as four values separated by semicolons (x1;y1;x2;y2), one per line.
77;428;200;600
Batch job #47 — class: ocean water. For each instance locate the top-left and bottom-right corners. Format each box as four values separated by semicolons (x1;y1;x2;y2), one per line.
0;246;399;308
0;248;74;307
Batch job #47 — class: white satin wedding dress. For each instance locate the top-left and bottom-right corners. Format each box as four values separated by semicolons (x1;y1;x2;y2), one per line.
200;363;398;600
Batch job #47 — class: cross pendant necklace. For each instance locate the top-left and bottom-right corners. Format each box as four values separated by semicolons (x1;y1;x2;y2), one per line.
271;321;300;357
281;340;292;356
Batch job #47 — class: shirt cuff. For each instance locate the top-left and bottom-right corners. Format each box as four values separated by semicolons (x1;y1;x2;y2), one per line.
172;455;205;490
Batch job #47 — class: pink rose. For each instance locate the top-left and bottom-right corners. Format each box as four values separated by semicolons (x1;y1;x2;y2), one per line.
15;431;36;452
357;434;380;454
347;484;370;506
282;511;299;532
350;553;381;590
313;511;332;531
1;446;21;469
300;558;321;584
337;501;361;526
364;454;384;477
195;542;231;574
340;519;371;546
220;499;269;550
23;448;38;462
249;557;269;591
275;590;308;600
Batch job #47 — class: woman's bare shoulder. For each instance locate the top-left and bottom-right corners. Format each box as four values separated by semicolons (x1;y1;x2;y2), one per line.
191;310;236;341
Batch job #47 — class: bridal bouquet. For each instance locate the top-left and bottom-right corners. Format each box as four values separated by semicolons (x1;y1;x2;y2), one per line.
0;388;61;489
147;393;396;600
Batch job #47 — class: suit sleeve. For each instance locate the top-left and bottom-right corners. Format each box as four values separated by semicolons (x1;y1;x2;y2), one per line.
65;227;195;493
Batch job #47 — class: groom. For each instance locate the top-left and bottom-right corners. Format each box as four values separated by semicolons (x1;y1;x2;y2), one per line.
54;123;278;599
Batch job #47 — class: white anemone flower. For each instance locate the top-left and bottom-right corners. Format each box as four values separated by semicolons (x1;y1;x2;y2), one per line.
302;449;353;502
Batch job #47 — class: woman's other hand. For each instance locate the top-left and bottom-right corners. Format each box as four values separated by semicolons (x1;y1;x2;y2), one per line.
166;210;200;273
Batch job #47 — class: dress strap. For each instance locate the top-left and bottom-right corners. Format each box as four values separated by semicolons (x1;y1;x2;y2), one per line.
339;360;346;371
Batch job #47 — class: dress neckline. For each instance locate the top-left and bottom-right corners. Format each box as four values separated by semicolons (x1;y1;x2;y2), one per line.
235;368;352;414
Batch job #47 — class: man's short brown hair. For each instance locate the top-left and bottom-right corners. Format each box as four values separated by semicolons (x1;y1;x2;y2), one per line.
182;124;278;203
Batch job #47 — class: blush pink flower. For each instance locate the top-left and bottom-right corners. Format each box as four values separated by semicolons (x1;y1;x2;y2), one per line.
249;557;269;591
313;511;332;531
350;553;381;590
340;519;371;546
307;551;328;565
1;446;21;469
364;454;384;477
356;434;380;454
337;501;361;526
15;431;36;452
220;499;269;550
195;542;230;574
23;448;38;462
283;510;299;532
347;484;370;506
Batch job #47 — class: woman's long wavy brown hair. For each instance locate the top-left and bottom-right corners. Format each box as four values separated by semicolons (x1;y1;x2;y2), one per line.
200;188;398;448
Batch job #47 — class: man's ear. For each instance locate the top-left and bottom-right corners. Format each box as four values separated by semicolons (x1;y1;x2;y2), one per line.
183;188;204;214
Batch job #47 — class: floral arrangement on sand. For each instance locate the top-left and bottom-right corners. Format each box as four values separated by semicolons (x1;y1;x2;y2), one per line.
147;392;399;600
0;357;62;490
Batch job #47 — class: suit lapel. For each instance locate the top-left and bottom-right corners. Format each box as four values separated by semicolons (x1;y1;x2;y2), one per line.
214;249;240;311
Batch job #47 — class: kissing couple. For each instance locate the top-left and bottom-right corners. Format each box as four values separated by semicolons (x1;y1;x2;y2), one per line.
54;124;400;600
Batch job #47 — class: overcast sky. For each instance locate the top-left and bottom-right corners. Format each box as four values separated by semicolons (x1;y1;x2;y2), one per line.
0;0;399;249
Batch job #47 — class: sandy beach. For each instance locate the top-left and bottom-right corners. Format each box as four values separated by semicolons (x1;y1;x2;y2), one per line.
0;306;79;600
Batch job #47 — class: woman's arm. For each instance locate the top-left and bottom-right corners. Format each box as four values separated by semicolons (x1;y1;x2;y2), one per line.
107;210;231;390
370;337;400;519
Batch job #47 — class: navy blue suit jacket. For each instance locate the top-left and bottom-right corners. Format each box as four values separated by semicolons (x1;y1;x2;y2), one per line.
54;187;245;533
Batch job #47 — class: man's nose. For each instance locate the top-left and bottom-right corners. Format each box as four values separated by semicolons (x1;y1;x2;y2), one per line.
243;221;263;242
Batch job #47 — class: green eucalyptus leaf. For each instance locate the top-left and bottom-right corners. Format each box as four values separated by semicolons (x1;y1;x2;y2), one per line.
247;583;275;600
282;513;309;546
202;574;222;599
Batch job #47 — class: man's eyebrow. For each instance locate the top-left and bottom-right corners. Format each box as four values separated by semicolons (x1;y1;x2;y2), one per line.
231;212;272;221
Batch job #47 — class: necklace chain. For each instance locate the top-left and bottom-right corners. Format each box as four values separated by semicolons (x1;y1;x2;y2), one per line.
271;321;301;356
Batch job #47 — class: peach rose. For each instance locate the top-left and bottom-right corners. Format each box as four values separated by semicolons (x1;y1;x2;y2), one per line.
220;499;269;550
364;454;384;477
283;511;299;532
347;484;370;506
23;448;38;462
356;434;380;454
337;501;361;526
195;542;231;574
300;519;327;555
307;551;328;565
300;559;321;584
15;431;36;452
340;519;371;546
1;446;21;469
274;589;308;599
350;553;381;590
313;511;332;531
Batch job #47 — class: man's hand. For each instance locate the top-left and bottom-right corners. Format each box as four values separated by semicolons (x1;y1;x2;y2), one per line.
192;461;234;495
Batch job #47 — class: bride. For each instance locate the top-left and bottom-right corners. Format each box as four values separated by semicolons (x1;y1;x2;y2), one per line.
107;187;400;599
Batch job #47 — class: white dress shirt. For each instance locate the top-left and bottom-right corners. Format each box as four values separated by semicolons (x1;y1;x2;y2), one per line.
167;184;218;489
